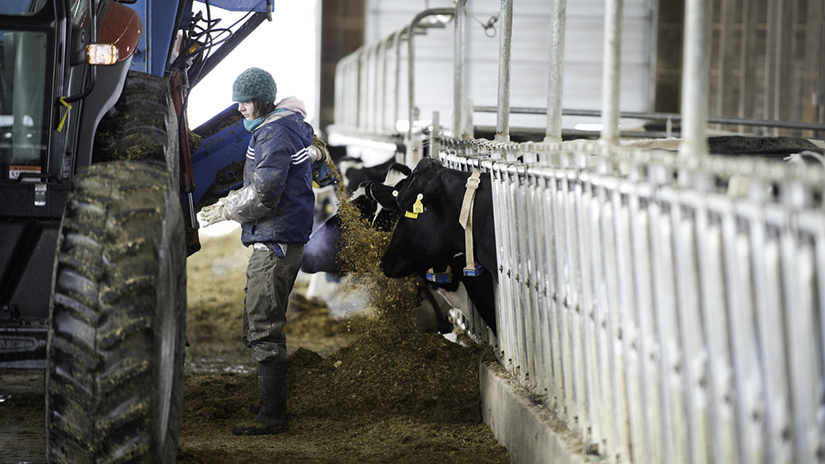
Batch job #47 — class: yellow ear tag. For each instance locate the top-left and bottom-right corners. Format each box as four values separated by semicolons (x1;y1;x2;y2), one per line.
412;193;424;214
404;210;419;219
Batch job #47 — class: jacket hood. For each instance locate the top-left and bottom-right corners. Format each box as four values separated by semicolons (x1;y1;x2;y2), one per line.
274;97;307;118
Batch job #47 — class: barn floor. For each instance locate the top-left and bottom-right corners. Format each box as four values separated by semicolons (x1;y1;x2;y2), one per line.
179;228;509;463
0;227;509;464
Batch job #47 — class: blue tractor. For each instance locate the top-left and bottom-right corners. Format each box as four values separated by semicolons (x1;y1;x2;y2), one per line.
0;0;266;461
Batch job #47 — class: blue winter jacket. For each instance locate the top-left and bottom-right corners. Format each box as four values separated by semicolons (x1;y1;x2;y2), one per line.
239;110;315;248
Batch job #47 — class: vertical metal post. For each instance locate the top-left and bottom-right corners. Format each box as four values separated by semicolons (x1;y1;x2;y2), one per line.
377;37;388;132
454;0;468;138
338;56;347;127
408;18;420;164
342;57;350;127
367;44;376;132
496;0;513;143
647;0;660;113
763;0;777;126
545;0;566;142
679;0;711;156
716;0;737;132
344;54;357;129
334;58;343;126
407;8;455;165
431;110;440;158
358;48;366;130
600;0;623;145
738;0;757;132
395;28;406;134
352;54;360;129
368;45;376;131
819;5;825;127
465;97;474;137
779;0;800;127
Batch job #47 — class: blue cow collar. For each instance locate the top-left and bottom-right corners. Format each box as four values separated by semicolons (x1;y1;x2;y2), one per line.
426;265;453;283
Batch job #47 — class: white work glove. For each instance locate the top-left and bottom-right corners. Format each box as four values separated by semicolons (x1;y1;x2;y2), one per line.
199;189;242;226
199;198;231;226
308;144;329;164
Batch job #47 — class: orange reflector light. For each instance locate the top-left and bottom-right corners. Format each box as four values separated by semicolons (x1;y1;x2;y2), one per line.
86;43;119;65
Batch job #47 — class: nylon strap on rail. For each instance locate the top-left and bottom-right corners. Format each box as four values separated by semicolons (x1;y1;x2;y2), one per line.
458;168;483;276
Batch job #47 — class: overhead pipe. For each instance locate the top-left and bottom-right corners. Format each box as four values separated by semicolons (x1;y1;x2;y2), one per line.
600;0;623;145
407;8;456;165
545;0;567;142
454;0;468;138
679;0;711;156
495;0;514;144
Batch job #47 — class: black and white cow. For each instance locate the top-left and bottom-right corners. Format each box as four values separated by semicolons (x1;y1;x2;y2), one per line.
372;158;498;333
303;161;479;333
337;156;398;194
301;163;412;276
379;158;497;281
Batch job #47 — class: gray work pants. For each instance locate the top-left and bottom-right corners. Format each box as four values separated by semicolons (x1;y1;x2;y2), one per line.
242;243;304;362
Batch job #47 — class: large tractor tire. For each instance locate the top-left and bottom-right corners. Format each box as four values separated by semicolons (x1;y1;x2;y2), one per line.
45;161;186;463
93;71;180;189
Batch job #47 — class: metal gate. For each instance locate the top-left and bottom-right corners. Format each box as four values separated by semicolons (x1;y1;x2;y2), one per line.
437;137;825;464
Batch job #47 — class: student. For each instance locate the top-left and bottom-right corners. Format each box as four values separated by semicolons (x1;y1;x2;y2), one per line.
200;67;314;435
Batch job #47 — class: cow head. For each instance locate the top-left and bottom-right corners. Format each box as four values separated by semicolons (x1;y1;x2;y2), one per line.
380;157;498;280
379;158;466;278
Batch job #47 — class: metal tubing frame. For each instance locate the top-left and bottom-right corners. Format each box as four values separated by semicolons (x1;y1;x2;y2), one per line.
545;0;566;142
679;0;711;156
495;0;513;144
406;7;456;165
454;0;468;138
394;27;407;132
600;0;623;145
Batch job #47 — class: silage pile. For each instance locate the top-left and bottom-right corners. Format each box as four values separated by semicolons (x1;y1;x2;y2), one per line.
178;170;508;463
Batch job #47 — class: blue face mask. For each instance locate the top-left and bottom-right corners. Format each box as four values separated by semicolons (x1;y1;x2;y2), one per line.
243;108;289;133
243;115;266;133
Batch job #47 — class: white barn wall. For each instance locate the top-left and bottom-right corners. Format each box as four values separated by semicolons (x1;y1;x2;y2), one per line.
364;0;656;134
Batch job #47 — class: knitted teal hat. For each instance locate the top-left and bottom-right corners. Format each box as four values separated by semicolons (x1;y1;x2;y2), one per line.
232;67;277;103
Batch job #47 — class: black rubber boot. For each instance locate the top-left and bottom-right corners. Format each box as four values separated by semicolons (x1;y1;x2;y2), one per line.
232;360;288;435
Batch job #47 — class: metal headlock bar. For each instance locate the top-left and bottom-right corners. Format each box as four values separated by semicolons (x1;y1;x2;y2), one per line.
438;134;825;464
330;0;825;462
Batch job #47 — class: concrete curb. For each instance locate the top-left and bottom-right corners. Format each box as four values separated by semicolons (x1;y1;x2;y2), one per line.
480;362;599;464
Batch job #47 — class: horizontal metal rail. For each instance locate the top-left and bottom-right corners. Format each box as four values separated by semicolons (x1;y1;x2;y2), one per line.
474;106;825;133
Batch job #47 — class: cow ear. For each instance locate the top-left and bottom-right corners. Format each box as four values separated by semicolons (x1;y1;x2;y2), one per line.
364;181;400;211
395;187;421;212
387;163;412;178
